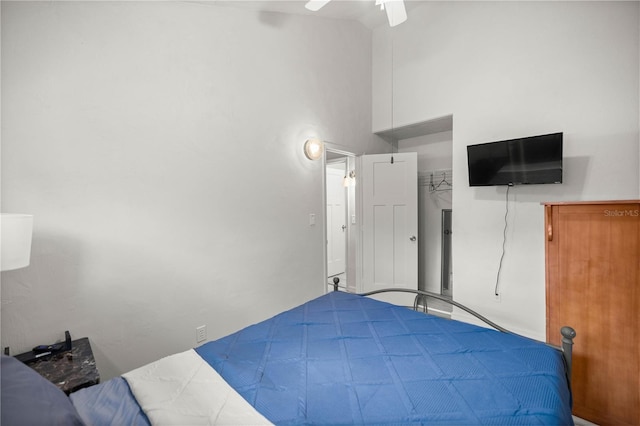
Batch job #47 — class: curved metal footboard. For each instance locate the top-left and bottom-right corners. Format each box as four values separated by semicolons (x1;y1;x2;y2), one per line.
357;288;576;383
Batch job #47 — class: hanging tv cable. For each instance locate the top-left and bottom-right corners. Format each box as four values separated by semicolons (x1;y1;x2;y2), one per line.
494;184;512;296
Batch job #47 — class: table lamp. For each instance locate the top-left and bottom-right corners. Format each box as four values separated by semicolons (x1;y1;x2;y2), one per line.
1;214;34;271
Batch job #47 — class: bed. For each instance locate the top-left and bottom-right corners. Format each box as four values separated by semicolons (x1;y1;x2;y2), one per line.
2;290;575;425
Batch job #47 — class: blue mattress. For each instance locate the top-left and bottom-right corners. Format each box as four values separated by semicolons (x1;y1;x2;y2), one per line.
71;292;572;425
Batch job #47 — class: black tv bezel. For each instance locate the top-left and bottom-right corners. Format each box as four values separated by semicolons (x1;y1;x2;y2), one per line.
467;132;563;187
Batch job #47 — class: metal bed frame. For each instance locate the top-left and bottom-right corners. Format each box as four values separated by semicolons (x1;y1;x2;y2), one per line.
354;287;576;382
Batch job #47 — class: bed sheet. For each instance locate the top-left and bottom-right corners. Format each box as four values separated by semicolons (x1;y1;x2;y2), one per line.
196;291;573;425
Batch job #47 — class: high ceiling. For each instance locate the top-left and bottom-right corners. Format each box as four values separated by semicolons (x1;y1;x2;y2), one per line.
203;0;424;29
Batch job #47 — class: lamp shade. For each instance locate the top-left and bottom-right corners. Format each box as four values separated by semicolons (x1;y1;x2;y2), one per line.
1;214;33;271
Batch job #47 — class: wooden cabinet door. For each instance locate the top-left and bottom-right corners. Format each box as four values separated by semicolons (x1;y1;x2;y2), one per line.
545;202;639;425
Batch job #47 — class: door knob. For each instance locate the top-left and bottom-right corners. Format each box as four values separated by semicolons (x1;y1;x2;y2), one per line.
342;225;346;232
409;236;417;241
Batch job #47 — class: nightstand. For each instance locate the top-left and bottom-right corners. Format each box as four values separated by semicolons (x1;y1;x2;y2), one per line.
15;337;100;394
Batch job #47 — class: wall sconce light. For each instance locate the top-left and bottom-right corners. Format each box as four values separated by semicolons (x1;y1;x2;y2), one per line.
1;214;34;271
304;138;324;160
343;170;356;187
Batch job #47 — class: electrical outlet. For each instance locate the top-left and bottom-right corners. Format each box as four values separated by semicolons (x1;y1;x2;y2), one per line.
196;325;206;343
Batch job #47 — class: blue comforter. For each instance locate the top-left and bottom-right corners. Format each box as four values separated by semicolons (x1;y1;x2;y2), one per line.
196;291;573;425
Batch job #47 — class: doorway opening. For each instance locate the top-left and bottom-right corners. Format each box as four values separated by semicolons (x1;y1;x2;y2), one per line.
377;115;454;309
326;159;347;291
324;148;357;294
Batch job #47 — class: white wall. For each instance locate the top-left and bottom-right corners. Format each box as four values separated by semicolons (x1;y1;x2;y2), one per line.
0;1;389;379
374;1;640;339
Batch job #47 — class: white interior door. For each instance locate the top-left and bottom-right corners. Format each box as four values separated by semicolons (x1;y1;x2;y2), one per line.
362;152;418;305
326;165;346;278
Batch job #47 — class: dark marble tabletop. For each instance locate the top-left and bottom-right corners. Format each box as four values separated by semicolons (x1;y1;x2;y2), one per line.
15;337;100;394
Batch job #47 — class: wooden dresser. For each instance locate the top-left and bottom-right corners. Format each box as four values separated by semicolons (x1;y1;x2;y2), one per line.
543;200;639;425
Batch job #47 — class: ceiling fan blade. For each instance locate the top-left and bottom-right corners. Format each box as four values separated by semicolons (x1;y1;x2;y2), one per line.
384;0;407;27
305;0;331;12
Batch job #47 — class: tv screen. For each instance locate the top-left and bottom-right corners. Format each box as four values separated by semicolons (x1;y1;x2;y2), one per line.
467;132;563;186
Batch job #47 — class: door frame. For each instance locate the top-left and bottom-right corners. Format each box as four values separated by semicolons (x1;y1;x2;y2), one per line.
322;143;361;294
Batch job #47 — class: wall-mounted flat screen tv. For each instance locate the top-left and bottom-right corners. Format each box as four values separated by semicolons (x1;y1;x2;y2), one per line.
467;132;563;186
